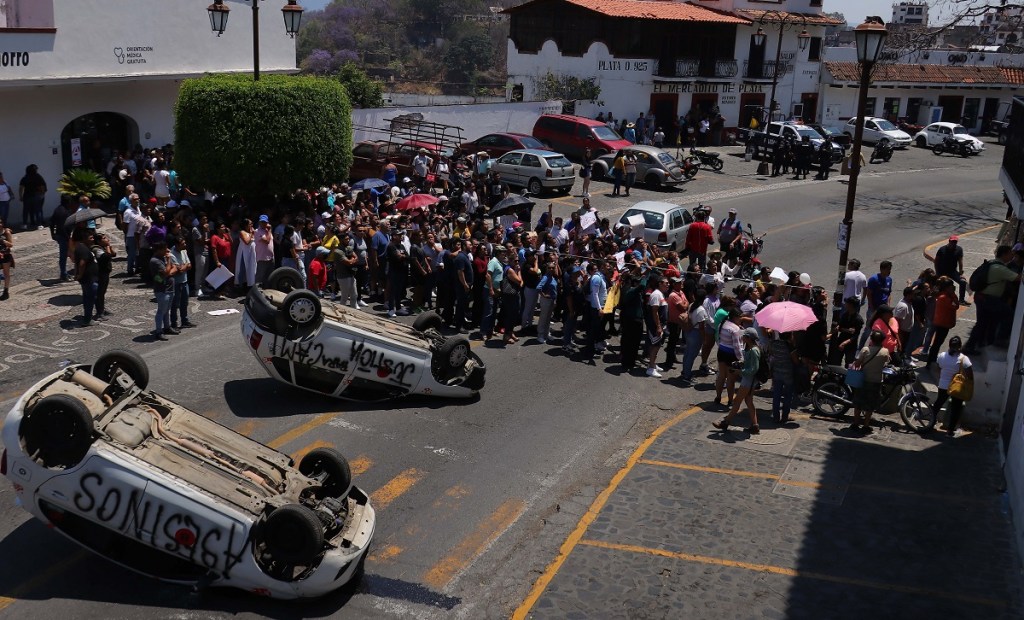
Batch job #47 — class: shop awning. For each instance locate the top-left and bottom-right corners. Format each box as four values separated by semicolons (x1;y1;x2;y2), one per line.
503;0;749;24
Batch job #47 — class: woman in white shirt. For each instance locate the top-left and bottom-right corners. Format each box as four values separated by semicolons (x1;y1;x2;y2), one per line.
933;335;973;438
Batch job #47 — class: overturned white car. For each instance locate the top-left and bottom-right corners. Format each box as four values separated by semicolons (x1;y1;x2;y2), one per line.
241;268;486;401
1;350;375;599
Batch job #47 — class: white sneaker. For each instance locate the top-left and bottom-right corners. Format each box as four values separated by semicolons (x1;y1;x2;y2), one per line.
646;368;663;378
357;300;368;308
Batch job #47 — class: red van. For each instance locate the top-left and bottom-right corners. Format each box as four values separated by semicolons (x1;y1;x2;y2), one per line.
532;114;633;160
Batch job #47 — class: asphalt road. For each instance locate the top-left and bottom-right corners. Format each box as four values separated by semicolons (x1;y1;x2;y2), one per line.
0;141;1007;619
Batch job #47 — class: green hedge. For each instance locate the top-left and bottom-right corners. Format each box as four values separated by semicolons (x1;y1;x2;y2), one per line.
174;74;352;197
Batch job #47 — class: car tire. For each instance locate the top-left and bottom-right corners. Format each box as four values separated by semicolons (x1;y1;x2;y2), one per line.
999;131;1009;146
282;290;322;329
413;310;444;333
21;394;95;468
299;447;352;499
916;136;927;148
92;349;149;389
267;267;305;293
528;178;543;196
260;504;325;566
646;173;662;189
435;336;471;379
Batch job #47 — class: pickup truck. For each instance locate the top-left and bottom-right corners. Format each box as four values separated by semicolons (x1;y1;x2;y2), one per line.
348;140;441;183
743;121;847;163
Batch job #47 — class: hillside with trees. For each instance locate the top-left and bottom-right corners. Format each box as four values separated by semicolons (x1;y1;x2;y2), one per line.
297;0;514;97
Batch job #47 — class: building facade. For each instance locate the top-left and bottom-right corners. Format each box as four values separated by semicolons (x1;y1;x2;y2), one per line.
891;1;929;27
505;0;840;143
0;0;296;216
980;5;1024;48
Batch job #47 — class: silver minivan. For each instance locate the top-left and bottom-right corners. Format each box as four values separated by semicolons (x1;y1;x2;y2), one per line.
617;201;693;250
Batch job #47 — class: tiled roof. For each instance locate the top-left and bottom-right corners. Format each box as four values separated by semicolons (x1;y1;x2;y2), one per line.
824;61;1024;85
736;9;846;27
504;0;749;24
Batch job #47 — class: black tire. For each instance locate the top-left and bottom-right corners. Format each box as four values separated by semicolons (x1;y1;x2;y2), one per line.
811;380;851;417
260;504;324;566
883;152;892;162
959;146;971;158
683;157;699;179
900;393;935;433
645;174;662;189
739;263;755;280
413;311;444;333
92;349;149;389
21;394;95;468
528;178;543;196
916;136;927;148
711;159;724;172
932;144;944;156
267;267;305;293
282;289;322;328
299;447;352;498
999;130;1009;146
436;336;471;378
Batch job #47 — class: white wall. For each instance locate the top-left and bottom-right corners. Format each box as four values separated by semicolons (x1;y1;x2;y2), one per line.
351;100;563;146
0;79;181;214
1004;284;1024;570
382;93;506;107
0;0;295;86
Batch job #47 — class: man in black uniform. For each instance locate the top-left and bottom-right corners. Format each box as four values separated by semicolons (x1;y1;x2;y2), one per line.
931;234;969;305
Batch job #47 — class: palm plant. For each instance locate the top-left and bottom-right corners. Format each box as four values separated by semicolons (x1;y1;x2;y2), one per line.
56;168;112;200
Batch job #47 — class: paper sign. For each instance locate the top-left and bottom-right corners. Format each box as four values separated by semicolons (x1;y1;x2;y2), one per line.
207;308;240;316
580;211;597;231
615;251;626;270
70;138;82;167
204;264;234;289
769;267;788;284
627;214;646;228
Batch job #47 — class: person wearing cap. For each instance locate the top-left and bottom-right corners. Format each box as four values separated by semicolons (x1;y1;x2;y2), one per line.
930;234;968;305
717;208;742;260
412;148;433;190
713;327;763;434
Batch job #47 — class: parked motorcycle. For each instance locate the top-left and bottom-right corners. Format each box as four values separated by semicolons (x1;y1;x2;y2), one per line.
680;156;700;180
810;359;934;433
869;138;893;163
736;223;766;280
932;136;973;158
689;146;724;172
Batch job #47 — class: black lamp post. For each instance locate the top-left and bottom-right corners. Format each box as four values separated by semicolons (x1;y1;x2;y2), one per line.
207;0;304;81
752;11;811;125
834;18;888;318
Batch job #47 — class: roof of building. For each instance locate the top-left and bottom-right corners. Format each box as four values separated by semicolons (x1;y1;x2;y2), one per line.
824;61;1024;85
503;0;748;24
736;9;845;27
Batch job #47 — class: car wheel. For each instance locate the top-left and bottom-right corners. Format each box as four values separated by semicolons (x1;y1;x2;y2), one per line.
999;131;1009;146
413;310;444;333
92;349;149;389
916;136;927;148
267;267;305;293
299;447;352;499
528;178;543;195
283;290;322;327
646;174;662;189
260;504;325;566
20;394;95;468
436;336;471;378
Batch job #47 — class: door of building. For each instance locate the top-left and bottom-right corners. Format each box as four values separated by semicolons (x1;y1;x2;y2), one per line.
963;98;981;131
983;97;1002;134
937;95;964;123
690;93;719;145
739;93;766;129
800;93;818;123
649;93;679;144
883;97;901;121
60;112;138;175
906;98;923;124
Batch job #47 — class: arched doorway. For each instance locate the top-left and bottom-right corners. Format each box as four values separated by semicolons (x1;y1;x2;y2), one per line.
60;112;139;174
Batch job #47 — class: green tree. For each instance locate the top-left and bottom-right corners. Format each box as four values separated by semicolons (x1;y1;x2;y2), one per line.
336;62;384;108
174;74;352;198
444;30;494;92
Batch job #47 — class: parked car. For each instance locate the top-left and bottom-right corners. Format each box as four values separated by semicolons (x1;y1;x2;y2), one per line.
348;140;442;182
842;117;913;148
242;268;485;401
807;123;851;148
459;132;548;159
489;149;575;195
1;349;375;599
912;122;986;154
755;122;846;163
617;201;693;250
532;113;632;160
590;145;688;188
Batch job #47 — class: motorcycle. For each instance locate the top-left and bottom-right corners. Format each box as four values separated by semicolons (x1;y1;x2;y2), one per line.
931;136;973;158
809;359;934;433
689;146;724;172
869;139;893;163
736;223;766;280
680;155;700;180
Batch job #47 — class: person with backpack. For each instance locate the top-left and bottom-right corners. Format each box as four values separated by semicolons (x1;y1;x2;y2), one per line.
713;328;762;434
964;245;1021;354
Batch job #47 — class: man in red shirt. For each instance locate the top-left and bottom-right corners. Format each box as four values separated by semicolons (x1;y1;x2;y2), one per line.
684;211;714;271
307;246;329;297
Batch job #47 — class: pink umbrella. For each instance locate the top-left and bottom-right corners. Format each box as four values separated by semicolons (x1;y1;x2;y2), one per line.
754;301;818;333
395;193;439;212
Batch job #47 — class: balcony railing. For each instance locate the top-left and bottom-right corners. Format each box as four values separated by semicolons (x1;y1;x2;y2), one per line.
654;58;740;79
743;60;791;80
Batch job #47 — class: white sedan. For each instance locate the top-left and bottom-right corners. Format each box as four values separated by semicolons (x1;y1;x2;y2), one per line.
2;350;375;599
843;117;913;148
912;122;985;154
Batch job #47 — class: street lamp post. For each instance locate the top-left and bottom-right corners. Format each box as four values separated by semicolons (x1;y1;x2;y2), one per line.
207;0;305;81
752;12;809;174
834;18;888;318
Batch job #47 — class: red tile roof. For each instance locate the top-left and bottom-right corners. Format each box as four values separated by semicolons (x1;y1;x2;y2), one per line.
505;0;749;24
824;61;1024;85
736;9;845;27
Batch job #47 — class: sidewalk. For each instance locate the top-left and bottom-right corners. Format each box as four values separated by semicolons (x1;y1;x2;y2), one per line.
514;227;1023;619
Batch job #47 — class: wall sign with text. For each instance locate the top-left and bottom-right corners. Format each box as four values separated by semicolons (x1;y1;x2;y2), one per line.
0;51;30;67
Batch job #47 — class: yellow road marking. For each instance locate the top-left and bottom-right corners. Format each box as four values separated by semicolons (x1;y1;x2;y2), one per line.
923;223;1001;259
766;211;838;236
511;405;702;619
640;459;778;481
424;498;525;589
234;419;257;437
370;468;427;511
0;548;90;612
368;544;403;563
349;454;373;476
577;539;1006;609
266;413;335;450
291;440;333;464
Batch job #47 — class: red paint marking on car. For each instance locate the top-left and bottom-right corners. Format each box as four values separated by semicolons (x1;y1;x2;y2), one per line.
175;528;197;548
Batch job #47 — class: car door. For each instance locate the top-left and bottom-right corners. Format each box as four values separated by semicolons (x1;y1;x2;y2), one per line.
496;152;524;186
520;153;543;187
669;209;686;247
938;125;952;145
864;120;879;142
634;151;653;180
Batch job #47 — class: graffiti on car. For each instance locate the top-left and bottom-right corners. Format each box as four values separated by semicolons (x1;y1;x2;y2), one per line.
349;340;416;387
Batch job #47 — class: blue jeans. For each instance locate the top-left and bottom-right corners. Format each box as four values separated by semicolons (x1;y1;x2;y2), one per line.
612;169;623;195
80;279;97;322
681;328;703;379
125;236;137;274
772;376;795;420
154;291;173;333
171;282;189;326
57;236;69;279
480;292;496;337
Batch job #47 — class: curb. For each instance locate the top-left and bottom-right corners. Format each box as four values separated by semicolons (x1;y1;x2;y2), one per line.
922;223;1002;262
